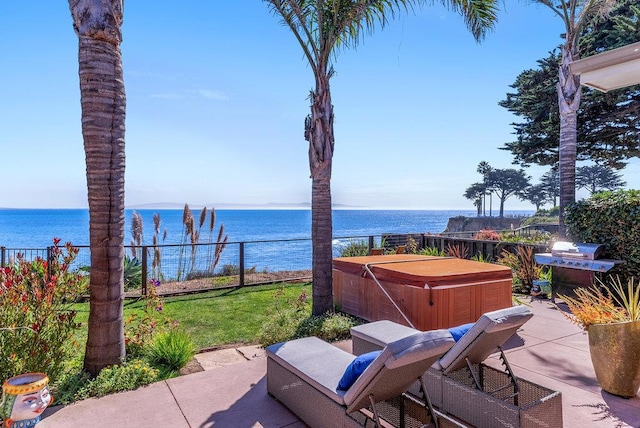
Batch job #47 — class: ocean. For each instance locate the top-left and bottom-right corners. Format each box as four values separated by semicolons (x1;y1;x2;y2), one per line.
0;209;533;275
0;208;534;249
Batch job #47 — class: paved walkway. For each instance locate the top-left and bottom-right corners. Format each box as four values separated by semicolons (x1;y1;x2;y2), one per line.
38;298;640;427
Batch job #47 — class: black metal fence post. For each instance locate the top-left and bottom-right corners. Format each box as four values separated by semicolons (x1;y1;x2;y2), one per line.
1;246;5;267
141;245;148;296
239;242;245;287
46;246;53;277
368;236;374;253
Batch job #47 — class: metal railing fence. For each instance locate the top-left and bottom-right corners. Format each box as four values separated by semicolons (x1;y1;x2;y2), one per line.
1;232;552;296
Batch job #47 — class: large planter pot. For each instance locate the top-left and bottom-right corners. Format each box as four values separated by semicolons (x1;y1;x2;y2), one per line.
0;373;52;428
588;320;640;398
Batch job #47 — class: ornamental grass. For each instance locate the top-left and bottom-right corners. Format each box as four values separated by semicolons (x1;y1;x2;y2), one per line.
561;276;640;330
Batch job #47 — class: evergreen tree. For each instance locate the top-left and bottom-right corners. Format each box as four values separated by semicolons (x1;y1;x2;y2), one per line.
464;183;486;216
540;168;561;207
523;183;548;211
485;168;531;218
499;1;640;170
576;164;627;194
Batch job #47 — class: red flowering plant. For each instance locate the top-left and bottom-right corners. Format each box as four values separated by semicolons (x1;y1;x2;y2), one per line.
124;279;178;358
0;239;87;383
474;229;501;241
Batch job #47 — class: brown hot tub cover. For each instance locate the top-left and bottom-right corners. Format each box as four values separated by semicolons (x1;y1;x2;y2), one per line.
332;254;513;331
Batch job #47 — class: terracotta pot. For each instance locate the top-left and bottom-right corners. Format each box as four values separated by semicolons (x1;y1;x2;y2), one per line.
588;320;640;398
0;373;52;427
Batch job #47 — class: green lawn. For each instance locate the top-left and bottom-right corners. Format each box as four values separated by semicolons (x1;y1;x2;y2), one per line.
72;282;311;352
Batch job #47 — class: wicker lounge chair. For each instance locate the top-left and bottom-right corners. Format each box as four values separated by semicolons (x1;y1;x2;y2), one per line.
266;330;455;428
351;306;563;427
351;306;533;369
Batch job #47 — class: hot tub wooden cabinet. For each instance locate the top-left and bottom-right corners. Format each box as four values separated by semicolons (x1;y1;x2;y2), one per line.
333;255;513;331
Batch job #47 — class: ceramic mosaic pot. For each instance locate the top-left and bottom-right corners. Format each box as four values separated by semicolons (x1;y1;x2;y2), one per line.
588;320;640;398
0;373;52;428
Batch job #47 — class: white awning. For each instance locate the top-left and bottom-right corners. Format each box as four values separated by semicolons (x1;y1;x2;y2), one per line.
569;41;640;92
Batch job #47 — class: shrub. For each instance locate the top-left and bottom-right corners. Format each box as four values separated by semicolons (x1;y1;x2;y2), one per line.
74;359;159;400
497;246;542;294
340;240;370;257
521;215;558;227
471;253;493;263
258;285;362;347
446;243;468;259
535;206;560;217
52;370;93;405
405;236;418;254
125;279;177;358
185;270;213;280
146;330;196;374
258;287;310;346
0;239;86;383
295;312;360;341
498;230;553;245
219;264;240;276
419;247;445;257
474;229;500;241
566;190;640;281
317;313;360;341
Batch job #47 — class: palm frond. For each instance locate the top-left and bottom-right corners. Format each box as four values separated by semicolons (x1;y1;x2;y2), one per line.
442;0;499;41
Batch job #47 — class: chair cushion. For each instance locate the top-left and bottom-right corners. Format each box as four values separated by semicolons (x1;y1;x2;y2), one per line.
337;350;382;390
343;329;454;408
448;322;475;342
350;320;419;349
436;305;533;373
266;336;354;404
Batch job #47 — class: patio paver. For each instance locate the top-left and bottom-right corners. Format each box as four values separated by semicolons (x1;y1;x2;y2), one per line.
36;297;640;428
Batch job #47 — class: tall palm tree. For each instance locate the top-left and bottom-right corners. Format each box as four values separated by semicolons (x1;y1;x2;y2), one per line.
533;0;615;237
265;0;499;315
477;160;492;216
69;0;126;376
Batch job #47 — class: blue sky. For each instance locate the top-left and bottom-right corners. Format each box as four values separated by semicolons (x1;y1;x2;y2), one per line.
2;1;639;210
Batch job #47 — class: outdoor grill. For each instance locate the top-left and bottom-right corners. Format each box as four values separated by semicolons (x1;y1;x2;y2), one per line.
535;241;622;299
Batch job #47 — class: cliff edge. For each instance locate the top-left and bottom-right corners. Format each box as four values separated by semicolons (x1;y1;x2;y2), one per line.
443;216;525;234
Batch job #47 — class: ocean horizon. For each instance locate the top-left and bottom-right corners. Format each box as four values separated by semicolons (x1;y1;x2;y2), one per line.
0;208;534;249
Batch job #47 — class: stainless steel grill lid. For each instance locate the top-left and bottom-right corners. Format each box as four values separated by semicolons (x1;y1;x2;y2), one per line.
550;241;605;260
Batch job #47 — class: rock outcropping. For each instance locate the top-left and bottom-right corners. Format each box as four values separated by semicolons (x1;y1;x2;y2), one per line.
443;216;525;234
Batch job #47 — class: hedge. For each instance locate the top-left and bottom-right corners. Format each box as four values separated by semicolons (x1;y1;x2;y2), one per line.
565;189;640;280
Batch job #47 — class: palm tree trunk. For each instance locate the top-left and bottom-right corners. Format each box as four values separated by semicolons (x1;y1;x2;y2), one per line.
306;74;334;316
558;43;581;239
69;0;126;376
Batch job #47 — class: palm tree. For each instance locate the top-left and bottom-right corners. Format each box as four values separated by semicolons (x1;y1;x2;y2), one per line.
476;161;493;216
69;0;126;376
533;0;615;237
265;0;497;315
264;0;499;315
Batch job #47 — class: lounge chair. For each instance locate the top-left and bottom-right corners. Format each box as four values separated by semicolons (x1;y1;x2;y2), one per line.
352;305;532;369
351;306;563;427
266;330;455;428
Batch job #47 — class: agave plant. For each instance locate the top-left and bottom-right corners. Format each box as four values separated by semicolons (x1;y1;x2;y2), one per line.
123;255;143;291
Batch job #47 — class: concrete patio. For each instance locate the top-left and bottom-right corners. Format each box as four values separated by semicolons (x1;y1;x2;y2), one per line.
38;297;640;427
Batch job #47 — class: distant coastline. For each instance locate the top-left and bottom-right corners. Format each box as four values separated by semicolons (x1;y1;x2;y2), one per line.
125;202;361;210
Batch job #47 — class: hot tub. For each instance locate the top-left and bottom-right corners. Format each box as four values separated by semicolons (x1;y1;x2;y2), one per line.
333;254;513;331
